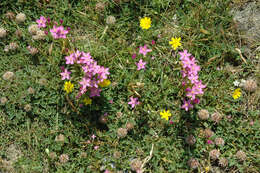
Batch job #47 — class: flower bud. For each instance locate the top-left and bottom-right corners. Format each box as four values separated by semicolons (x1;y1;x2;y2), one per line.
187;158;199;169
15;13;26;23
106;15;116;25
117;128;127;138
24;104;32;112
5;12;15;20
2;71;14;80
214;137;225;146
0;28;7;38
130;158;142;172
185;135;196;145
209;149;220;160
218;157;228;167
59;154;69;163
243;79;257;92
211;112;222;123
198;109;209;120
235;150;246;161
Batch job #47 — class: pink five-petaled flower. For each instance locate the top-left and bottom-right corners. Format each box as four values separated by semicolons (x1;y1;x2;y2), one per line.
94;146;99;150
36;16;47;28
186;87;197;100
136;59;147;71
60;69;71;80
50;25;69;39
128;97;140;108
79;77;91;89
181;99;193;111
179;50;191;60
139;44;152;57
50;25;59;39
65;54;75;64
58;26;69;39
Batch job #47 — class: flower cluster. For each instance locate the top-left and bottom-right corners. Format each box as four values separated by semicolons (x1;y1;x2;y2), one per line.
35;16;69;39
61;50;110;101
50;25;69;39
128;43;153;108
179;50;206;111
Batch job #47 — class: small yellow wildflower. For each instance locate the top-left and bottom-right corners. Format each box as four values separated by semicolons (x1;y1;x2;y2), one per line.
98;79;111;87
160;110;172;121
83;97;92;105
140;17;151;30
232;88;241;99
63;81;74;94
205;166;210;172
169;37;181;50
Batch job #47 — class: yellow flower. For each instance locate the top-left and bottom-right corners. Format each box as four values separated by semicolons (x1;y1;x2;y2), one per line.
232;88;241;99
83;97;92;105
205;166;210;172
98;79;111;87
169;37;181;50
140;17;151;30
63;81;74;94
160;110;172;121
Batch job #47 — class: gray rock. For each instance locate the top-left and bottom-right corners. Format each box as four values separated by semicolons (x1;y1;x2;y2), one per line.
233;1;260;42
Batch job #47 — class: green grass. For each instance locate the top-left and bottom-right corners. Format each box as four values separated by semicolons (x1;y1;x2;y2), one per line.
0;0;259;172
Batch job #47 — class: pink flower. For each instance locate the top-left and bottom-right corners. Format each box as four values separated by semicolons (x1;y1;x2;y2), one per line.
50;25;59;39
151;56;155;60
47;17;51;24
128;97;140;108
60;69;71;80
104;170;110;173
65;54;75;64
36;16;47;28
179;50;191;60
182;57;195;69
60;66;65;71
132;53;137;59
181;99;193;111
94;146;99;150
78;52;92;64
139;45;152;57
169;120;174;124
188;74;199;84
136;59;147;71
186;87;197;100
60;19;63;24
79;77;91;89
50;25;69;39
91;134;96;140
207;140;213;144
109;99;113;104
58;26;69;38
192;98;200;104
90;88;101;97
151;40;155;45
